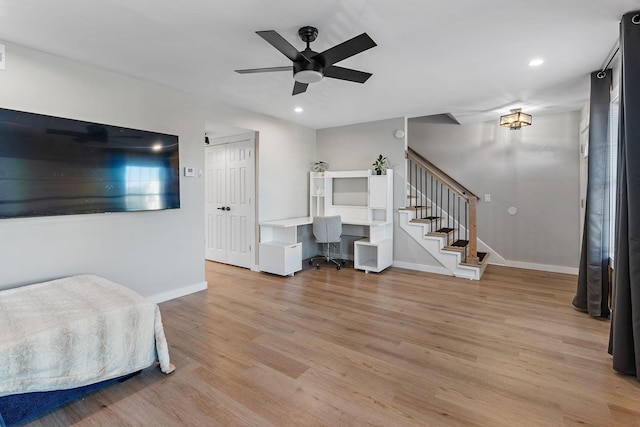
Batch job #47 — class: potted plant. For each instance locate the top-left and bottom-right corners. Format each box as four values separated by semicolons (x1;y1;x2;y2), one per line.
372;154;388;175
312;161;328;173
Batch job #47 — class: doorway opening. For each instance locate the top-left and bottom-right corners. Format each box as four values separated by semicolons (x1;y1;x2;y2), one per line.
204;125;258;270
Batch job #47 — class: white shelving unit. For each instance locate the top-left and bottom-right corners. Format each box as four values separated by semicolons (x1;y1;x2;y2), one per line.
258;170;394;276
309;172;326;217
311;169;394;273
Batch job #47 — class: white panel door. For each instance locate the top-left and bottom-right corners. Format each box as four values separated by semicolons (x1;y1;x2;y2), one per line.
205;135;255;269
226;141;253;267
205;144;227;263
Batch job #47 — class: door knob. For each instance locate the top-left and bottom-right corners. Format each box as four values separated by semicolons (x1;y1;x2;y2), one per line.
225;207;231;211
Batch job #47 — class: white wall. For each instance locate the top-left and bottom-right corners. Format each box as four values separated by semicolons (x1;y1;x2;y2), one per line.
316;117;442;269
204;111;316;222
0;41;315;297
408;112;581;270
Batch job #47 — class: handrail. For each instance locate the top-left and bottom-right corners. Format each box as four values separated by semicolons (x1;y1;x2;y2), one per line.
406;147;478;201
406;147;480;265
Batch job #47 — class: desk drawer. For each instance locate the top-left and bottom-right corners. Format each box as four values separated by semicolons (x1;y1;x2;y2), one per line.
259;242;302;276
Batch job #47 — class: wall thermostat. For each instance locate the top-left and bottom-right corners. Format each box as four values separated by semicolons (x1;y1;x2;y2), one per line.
184;167;195;177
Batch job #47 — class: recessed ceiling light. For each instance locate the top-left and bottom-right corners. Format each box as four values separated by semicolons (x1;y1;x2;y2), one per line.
528;58;544;67
294;107;303;113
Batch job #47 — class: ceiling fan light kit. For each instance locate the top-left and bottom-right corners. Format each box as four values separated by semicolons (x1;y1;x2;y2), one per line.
235;26;376;95
294;70;323;83
500;108;532;130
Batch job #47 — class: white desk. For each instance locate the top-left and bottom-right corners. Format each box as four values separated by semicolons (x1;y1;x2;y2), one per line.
260;169;394;276
259;216;393;275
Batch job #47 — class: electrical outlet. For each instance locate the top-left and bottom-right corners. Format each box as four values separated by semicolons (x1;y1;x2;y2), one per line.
484;194;491;203
0;44;5;71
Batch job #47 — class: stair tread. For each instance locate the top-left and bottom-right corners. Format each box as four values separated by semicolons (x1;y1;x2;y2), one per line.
410;216;439;224
400;206;432;211
437;227;455;233
443;239;470;252
400;193;486;278
428;228;455;237
460;252;490;267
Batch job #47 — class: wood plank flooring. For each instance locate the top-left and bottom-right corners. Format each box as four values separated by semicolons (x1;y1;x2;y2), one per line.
25;262;640;426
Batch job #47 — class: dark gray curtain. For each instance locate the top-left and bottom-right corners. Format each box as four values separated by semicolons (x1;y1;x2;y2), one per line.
572;70;612;318
609;11;640;380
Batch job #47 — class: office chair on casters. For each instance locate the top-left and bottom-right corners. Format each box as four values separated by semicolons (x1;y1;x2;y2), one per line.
309;215;346;270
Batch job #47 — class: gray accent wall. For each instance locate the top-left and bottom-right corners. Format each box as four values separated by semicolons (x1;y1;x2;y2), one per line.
317;117;441;269
408;112;581;269
0;42;315;296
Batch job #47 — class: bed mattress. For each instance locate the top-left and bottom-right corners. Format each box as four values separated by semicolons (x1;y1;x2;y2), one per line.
0;274;174;397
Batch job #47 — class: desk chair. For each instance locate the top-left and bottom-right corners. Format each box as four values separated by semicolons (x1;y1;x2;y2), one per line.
309;215;345;270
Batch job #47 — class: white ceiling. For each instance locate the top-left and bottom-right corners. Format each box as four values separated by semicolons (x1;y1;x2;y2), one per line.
1;0;638;129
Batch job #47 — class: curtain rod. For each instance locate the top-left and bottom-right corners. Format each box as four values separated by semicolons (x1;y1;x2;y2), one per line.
598;40;620;78
598;14;640;78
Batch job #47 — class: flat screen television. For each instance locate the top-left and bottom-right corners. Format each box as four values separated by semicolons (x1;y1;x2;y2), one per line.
0;108;180;219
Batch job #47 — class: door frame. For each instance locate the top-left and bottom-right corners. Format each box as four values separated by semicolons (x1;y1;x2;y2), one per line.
205;132;258;270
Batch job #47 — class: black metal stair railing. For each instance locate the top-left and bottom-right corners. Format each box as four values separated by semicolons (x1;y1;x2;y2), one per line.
406;148;480;264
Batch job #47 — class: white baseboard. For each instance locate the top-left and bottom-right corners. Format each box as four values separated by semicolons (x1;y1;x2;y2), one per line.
393;259;578;277
504;260;578;275
392;260;452;276
148;281;208;304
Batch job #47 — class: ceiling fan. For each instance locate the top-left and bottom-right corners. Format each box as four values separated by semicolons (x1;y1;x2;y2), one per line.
235;26;377;95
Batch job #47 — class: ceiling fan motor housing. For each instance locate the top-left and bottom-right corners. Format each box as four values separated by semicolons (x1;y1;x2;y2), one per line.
293;55;323;83
294;27;323;83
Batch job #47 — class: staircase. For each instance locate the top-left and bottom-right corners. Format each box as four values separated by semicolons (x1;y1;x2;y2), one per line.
400;148;489;280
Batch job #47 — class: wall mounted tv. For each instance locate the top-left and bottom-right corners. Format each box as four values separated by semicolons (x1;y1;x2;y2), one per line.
0;108;180;219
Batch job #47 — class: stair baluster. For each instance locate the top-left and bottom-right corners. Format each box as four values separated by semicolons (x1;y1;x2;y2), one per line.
405;148;480;265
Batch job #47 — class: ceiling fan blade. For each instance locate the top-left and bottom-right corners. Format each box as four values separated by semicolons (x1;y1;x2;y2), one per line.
323;66;372;83
235;66;293;74
256;30;311;63
292;81;308;95
315;33;376;67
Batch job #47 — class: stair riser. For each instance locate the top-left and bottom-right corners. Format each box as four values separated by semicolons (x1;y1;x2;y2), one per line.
400;209;482;280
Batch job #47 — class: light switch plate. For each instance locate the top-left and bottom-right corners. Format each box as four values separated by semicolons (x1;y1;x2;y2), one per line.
0;44;5;71
484;194;491;203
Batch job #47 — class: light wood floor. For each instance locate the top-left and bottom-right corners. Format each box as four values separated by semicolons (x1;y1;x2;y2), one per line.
26;262;640;426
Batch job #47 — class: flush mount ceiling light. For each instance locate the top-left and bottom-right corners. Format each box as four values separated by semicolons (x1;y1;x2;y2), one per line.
500;108;532;130
528;58;544;67
294;106;303;113
294;69;323;84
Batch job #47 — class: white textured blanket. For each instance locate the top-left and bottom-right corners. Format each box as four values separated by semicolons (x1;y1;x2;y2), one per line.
0;275;174;397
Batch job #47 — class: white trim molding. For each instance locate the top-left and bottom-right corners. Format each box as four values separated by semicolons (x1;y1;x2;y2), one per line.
393;259;577;277
392;260;452;276
505;260;578;275
148;281;208;304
